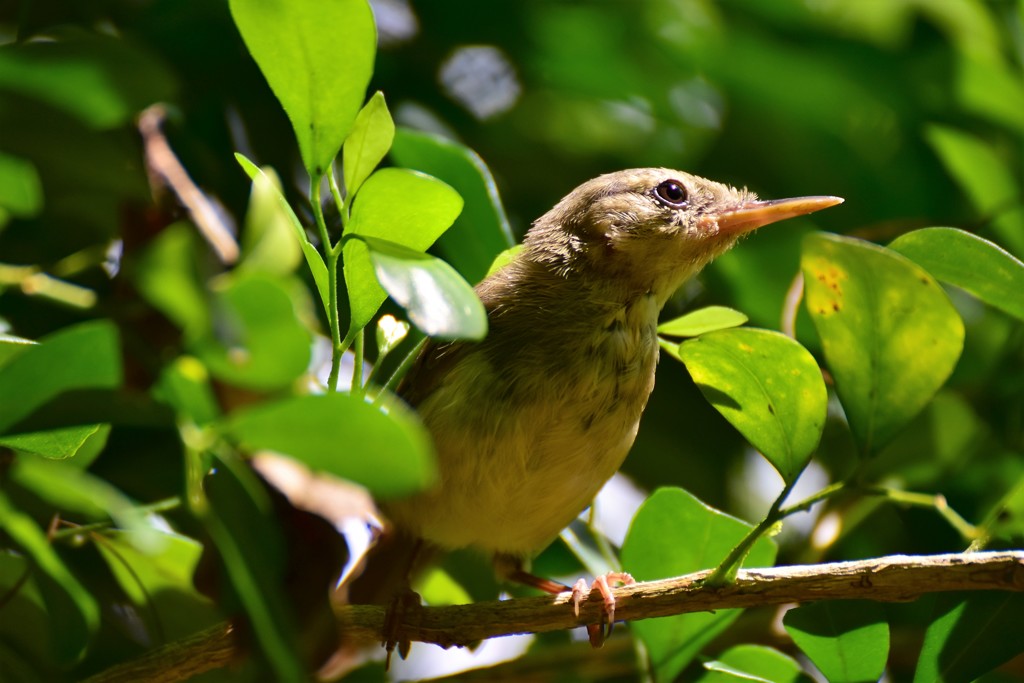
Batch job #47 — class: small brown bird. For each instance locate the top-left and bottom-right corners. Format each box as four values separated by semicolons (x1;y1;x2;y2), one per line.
351;168;841;642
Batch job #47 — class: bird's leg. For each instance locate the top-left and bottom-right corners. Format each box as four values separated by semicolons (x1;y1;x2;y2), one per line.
381;538;428;667
496;555;634;647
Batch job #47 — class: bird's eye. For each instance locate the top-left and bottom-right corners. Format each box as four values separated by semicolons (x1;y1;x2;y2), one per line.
654;180;688;207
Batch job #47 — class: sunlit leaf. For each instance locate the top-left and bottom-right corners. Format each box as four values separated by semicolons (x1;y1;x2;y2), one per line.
677;328;826;482
889;227;1024;322
486;245;522;277
347;168;464;246
226;392;435;498
376;315;410;356
621;488;777;682
0;491;99;663
343;91;394;199
914;592;1024;683
801;233;964;455
784;601;889;683
365;237;487;340
235;153;331;311
0;321;121;434
391;128;514;283
229;0;375;177
344;168;464;333
699;644;811;683
658;306;748;338
238;165;302;276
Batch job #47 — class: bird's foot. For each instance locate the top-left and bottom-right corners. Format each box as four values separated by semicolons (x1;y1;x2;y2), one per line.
382;588;422;669
571;572;634;647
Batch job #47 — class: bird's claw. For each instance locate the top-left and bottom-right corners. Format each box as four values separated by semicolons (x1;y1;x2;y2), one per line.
570;572;635;646
382;588;422;669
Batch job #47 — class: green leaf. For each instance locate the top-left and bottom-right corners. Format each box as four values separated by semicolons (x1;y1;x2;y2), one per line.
193;275;311;391
344;167;464;333
888;227;1024;322
134;222;211;340
238;165;302;276
486;245;523;277
659;306;749;338
228;0;376;177
699;644;811;683
677;328;826;483
343;237;387;337
0;333;35;368
783;601;889;683
343;91;395;199
0;551;53;677
801;233;964;455
0;26;176;129
0;151;42;217
0;491;99;663
365;237;487;340
0;321;122;434
391;128;514;283
94;530;219;640
11;457;163;554
235;153;331;311
153;356;221;426
914;592;1024;683
226;392;435;498
200;455;304;681
0;424;102;459
978;476;1024;545
924;125;1024;256
621;488;777;682
347;168;464;246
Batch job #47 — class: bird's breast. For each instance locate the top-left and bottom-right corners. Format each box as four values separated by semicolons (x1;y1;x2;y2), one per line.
384;293;661;556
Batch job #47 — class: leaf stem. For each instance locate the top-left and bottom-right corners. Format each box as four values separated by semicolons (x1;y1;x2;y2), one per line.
706;477;800;587
372;335;427;406
51;497;183;541
862;485;979;542
352;328;365;397
311;173;345;393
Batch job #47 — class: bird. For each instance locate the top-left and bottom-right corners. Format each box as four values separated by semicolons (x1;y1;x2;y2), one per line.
346;167;842;651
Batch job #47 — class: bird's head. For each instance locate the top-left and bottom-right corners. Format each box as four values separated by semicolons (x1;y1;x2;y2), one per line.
523;168;842;302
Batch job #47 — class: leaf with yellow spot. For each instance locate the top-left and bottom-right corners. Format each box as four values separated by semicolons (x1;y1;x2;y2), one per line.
801;233;964;456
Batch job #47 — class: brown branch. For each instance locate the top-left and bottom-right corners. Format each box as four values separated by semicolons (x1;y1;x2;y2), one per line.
338;550;1024;648
138;104;240;264
87;551;1024;682
83;621;239;683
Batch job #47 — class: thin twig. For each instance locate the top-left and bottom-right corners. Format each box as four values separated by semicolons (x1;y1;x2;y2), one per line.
138;105;239;264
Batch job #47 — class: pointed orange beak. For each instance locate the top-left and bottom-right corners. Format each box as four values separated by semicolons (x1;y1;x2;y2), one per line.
704;196;844;236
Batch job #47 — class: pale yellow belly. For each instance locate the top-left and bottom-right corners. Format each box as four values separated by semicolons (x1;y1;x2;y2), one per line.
385;342;656;556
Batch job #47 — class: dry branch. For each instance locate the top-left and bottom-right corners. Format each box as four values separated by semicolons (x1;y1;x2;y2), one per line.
88;551;1024;682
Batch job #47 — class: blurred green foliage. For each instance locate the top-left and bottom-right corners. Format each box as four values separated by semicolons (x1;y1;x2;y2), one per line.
1;0;1023;681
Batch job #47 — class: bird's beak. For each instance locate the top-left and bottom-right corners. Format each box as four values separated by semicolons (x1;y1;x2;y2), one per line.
705;196;844;236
